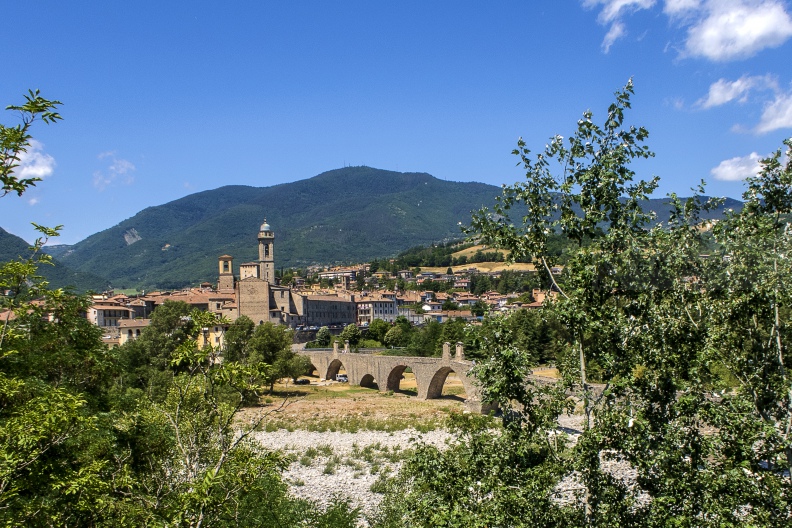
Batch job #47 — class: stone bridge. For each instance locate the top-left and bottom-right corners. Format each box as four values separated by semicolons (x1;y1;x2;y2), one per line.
298;342;495;413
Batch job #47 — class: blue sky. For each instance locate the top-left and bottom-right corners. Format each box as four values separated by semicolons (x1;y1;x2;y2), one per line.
3;1;792;245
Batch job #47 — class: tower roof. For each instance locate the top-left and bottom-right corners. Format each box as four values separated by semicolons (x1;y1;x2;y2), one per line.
260;218;271;232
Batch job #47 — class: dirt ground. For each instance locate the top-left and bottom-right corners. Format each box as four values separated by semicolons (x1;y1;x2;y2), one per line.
242;371;470;430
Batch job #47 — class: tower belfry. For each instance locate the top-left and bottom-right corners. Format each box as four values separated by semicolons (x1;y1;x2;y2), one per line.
258;218;275;285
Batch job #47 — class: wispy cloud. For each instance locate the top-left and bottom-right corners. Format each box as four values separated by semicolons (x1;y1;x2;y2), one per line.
93;151;136;191
697;74;778;108
17;139;56;179
756;90;792;132
602;21;627;52
663;0;702;17
710;151;763;180
697;75;792;133
583;0;656;52
28;197;39;206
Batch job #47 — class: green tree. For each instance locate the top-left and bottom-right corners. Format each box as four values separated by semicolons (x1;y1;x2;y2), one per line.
470;299;488;317
117;300;195;400
339;324;362;347
379;82;792;526
367;318;390;344
441;299;459;311
315;325;332;347
405;320;443;357
0;90;62;197
383;326;406;348
245;322;296;392
223;314;255;362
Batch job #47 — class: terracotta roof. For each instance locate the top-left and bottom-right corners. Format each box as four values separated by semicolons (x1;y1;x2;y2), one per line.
304;295;353;302
92;305;133;312
118;318;151;328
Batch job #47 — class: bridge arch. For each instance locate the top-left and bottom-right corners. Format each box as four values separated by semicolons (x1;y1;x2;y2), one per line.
426;366;464;399
359;373;378;389
325;358;346;381
386;365;409;392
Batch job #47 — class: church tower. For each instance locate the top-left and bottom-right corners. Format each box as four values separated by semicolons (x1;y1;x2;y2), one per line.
258;219;275;285
217;254;234;290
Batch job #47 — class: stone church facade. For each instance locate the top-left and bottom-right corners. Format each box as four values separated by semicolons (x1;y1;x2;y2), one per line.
217;220;356;328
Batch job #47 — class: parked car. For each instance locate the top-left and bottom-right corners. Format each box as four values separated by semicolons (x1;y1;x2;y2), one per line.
335;374;348;382
294;378;310;385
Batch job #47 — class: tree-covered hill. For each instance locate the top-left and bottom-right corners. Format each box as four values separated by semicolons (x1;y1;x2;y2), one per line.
0;227;108;293
31;166;743;291
53;167;501;290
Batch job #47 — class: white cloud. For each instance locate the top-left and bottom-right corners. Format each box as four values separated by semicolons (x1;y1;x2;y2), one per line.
28;197;39;206
664;0;701;16
710;151;763;180
756;90;792;132
584;0;656;22
685;1;792;61
583;0;792;60
93;151;136;190
697;74;778;108
16;139;56;179
603;21;627;51
583;0;656;50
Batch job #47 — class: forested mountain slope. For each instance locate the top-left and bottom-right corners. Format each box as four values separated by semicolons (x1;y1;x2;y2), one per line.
0;228;108;292
33;166;742;290
53;167;500;289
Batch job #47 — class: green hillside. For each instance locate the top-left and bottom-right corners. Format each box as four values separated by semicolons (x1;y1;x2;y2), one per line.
0;228;109;293
34;166;743;291
54;167;501;290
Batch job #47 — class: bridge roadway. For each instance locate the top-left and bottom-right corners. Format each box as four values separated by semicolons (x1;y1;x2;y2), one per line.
297;342;495;414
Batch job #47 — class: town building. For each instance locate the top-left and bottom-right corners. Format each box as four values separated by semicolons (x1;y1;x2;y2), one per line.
220;220;357;328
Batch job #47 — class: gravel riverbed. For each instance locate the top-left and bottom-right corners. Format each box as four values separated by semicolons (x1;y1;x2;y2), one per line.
253;428;454;520
253;416;591;522
253;415;646;524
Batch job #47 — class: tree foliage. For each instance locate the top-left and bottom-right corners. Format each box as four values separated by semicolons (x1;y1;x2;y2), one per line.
1;90;62;198
0;92;359;526
377;82;792;526
339;324;362;347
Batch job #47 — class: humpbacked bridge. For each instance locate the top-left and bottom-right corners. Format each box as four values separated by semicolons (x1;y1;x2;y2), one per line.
298;342;495;413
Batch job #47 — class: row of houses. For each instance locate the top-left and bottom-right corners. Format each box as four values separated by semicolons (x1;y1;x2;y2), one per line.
86;284;554;348
79;220;555;346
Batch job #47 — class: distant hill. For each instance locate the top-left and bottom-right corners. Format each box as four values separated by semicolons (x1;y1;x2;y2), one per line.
31;166;743;291
53;167;501;290
0;228;109;293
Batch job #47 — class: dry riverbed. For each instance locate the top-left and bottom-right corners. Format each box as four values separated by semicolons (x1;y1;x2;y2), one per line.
246;375;588;523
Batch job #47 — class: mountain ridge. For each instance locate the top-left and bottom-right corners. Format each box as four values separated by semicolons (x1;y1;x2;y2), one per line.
52;167;501;289
0;227;109;292
1;166;744;291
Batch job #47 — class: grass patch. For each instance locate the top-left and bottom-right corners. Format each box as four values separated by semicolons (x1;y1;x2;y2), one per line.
263;414;445;433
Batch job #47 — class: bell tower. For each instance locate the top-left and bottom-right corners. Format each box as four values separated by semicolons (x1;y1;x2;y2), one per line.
217;254;234;290
258;219;275;285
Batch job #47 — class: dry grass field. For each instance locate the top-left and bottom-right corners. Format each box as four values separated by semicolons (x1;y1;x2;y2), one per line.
243;371;469;432
420;244;537;274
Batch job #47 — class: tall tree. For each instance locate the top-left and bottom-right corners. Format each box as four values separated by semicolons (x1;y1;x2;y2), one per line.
377;82;792;526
